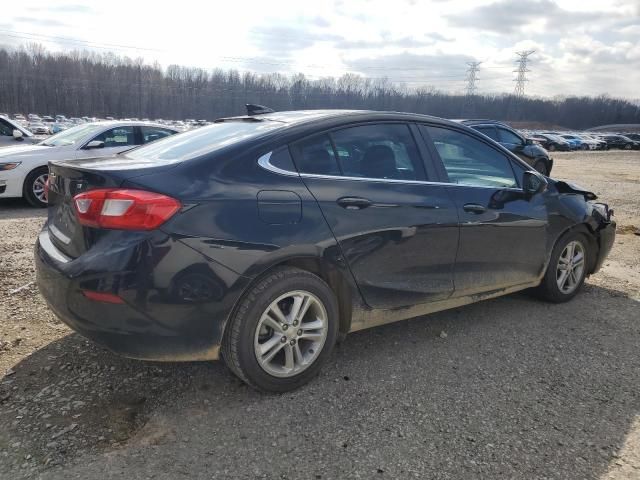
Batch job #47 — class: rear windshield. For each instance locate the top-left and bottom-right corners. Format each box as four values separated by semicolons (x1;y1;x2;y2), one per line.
125;121;284;163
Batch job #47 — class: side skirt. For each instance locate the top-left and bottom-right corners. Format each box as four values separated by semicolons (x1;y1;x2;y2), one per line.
348;281;540;332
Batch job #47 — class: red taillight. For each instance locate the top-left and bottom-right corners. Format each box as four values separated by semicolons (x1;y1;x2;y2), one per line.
73;189;181;230
81;290;124;304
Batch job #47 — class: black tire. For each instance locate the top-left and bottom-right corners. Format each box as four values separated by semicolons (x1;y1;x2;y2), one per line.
624;144;632;150
23;166;49;208
533;160;548;176
534;231;589;303
547;144;556;152
581;144;589;151
221;267;339;392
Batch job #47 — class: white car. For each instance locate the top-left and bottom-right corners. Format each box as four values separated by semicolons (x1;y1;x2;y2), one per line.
0;121;178;207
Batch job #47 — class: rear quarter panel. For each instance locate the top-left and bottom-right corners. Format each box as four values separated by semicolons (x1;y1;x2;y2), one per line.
123;144;356;284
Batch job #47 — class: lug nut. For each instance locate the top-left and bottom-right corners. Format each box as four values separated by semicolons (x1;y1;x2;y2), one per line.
282;324;288;330
293;320;298;326
297;329;303;336
281;336;287;343
289;339;296;345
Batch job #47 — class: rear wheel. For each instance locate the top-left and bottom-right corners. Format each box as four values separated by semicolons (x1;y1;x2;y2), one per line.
547;144;556;152
222;267;338;392
23;166;49;208
535;232;589;303
533;160;548;176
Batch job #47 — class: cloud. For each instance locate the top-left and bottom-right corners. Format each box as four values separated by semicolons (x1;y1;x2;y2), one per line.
250;24;342;59
47;4;93;14
334;33;449;49
445;0;608;34
13;17;68;28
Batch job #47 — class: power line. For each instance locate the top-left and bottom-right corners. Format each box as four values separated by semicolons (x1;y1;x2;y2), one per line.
462;61;482;116
513;50;535;97
464;61;482;96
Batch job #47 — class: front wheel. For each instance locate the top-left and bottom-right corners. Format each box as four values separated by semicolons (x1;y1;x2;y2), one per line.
23;166;49;208
222;267;339;392
534;232;589;303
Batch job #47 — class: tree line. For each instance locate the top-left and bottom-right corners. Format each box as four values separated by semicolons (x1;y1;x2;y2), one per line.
0;44;638;129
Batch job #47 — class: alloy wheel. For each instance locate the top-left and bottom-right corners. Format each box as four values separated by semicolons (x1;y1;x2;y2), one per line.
254;290;328;378
32;173;49;203
556;240;585;294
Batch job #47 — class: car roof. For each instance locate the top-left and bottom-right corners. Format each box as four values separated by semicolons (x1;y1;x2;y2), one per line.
81;120;177;130
453;119;511;127
215;109;462;130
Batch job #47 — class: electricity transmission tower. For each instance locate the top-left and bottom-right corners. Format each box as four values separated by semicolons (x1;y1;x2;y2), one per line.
465;61;482;96
462;61;482;116
513;50;535;97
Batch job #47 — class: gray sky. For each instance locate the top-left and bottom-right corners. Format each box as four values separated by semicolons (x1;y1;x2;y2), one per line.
1;0;639;99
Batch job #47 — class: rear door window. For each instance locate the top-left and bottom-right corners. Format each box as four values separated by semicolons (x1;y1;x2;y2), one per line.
474;126;498;141
88;126;138;148
329;123;426;181
290;135;341;176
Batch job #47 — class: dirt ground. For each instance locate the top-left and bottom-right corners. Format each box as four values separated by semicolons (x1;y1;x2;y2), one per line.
0;150;639;479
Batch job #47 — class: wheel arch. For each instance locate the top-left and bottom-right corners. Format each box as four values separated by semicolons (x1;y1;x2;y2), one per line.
548;223;599;275
22;164;48;188
223;255;355;340
22;164;49;206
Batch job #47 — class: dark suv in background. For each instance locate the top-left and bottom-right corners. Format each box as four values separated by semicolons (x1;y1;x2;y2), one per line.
458;120;553;175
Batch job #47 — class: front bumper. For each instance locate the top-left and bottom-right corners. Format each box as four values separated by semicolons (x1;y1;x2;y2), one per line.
592;219;616;274
35;227;250;362
0;167;27;198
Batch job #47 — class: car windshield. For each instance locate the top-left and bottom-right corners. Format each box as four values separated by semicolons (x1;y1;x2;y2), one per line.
125;120;284;163
39;123;103;147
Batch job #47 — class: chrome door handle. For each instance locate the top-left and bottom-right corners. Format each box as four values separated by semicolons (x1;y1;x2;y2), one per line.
337;197;373;210
463;203;486;214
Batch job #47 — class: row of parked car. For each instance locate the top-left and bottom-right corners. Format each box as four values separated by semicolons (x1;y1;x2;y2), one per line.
0;112;210;136
520;129;640;151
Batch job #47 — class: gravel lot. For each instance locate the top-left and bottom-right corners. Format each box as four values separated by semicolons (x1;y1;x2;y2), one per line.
1;151;639;479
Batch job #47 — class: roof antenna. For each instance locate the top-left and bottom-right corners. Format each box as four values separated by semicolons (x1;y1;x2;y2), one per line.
246;104;275;116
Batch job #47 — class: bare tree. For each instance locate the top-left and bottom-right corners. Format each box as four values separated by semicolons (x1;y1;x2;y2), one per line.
0;44;638;129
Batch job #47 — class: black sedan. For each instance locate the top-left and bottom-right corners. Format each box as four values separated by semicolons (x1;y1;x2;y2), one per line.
36;109;616;392
600;134;640;150
530;133;572;152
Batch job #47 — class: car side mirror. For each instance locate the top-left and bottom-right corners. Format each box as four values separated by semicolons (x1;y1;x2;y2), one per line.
12;129;23;140
85;140;104;149
523;170;548;196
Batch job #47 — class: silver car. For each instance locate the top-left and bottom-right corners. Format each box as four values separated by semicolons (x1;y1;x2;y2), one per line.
0;121;179;207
